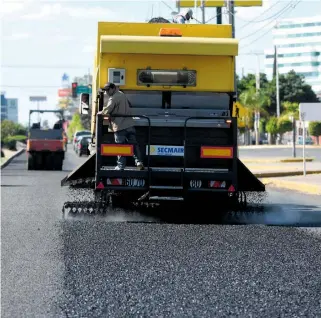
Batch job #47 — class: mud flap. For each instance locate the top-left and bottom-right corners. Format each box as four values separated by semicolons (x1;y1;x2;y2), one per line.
237;159;265;192
61;153;96;186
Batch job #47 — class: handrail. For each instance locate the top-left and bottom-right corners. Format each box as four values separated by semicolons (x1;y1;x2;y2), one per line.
96;114;152;169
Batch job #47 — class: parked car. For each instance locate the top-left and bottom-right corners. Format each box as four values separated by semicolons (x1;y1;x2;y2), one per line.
74;134;91;153
296;136;314;145
72;130;90;151
75;135;91;156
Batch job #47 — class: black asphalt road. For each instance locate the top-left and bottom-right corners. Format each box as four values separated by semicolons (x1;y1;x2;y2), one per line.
239;147;321;161
2;148;321;317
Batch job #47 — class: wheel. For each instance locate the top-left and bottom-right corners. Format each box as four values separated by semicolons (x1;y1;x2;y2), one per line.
54;154;63;170
27;154;34;170
45;154;54;170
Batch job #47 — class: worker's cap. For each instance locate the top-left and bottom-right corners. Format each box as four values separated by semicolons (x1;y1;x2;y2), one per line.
183;8;193;18
103;82;116;90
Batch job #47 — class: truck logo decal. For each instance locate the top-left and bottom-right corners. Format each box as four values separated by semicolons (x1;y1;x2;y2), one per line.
146;145;184;157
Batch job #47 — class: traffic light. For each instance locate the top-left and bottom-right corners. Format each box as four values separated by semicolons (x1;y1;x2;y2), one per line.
71;82;78;98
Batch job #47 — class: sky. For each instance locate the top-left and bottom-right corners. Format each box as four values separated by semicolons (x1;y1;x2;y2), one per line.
1;0;321;125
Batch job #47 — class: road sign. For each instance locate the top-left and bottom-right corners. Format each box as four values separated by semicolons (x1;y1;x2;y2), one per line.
178;0;262;7
29;96;47;102
299;103;321;121
76;85;92;94
58;88;71;97
233;101;249;128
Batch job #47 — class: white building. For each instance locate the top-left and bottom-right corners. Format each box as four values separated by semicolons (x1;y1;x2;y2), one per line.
0;92;19;123
264;16;321;96
7;98;18;123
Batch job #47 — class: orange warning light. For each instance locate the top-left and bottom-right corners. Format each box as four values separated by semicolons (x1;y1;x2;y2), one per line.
159;28;183;37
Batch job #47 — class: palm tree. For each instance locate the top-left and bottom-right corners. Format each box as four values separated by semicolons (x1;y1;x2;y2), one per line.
239;87;269;145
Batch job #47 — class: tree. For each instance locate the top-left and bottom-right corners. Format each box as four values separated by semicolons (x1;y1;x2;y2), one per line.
282;101;299;119
239;86;270;145
278;117;292;143
237;73;269;99
1;120;17;139
308;121;321;145
266;117;278;144
269;70;318;116
67;113;84;140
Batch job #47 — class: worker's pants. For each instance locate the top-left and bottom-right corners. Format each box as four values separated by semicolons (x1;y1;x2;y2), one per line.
114;126;143;168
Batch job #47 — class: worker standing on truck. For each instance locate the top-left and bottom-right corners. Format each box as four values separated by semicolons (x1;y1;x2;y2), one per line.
97;82;144;171
173;8;193;24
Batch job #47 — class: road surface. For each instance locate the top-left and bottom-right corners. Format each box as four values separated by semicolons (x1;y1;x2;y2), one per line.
240;146;321;161
2;148;321;317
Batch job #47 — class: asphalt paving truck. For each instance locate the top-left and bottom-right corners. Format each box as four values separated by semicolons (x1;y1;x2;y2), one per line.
61;21;265;211
27;109;65;170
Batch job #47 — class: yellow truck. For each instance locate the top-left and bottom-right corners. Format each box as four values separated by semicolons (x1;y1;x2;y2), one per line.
61;21;264;212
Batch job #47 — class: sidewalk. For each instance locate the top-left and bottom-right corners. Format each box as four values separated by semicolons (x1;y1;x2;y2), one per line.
246;161;321;177
260;174;321;196
1;145;25;169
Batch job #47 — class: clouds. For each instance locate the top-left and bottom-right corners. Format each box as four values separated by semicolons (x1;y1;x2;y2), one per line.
0;0;34;18
3;32;31;40
21;3;114;20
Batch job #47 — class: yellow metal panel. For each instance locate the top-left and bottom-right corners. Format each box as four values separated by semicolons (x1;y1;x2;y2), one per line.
100;35;238;56
179;0;263;7
99;53;235;92
233;101;249;128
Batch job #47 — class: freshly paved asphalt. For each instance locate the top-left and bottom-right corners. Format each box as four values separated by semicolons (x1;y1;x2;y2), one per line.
1;147;321;317
239;147;321;161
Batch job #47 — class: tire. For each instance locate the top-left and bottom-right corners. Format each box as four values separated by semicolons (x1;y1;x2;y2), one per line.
27;154;34;170
45;154;54;170
54;153;63;171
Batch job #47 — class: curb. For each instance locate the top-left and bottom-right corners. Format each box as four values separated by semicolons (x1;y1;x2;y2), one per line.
239;145;321;149
260;178;321;195
1;149;25;169
242;158;314;163
255;170;321;178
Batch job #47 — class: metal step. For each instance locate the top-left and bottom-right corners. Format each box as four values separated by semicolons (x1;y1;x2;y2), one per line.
149;196;184;201
149;186;183;190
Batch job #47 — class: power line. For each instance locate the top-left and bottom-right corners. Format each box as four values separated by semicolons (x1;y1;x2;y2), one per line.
240;0;301;48
239;0;300;42
238;1;283;29
239;0;301;46
2;65;90;69
0;85;66;89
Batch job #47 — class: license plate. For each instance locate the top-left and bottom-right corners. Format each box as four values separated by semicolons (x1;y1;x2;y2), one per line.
125;178;145;187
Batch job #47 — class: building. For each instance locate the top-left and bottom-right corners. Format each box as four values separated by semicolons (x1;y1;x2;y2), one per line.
264;16;321;95
7;98;19;123
1;92;7;121
1;92;19;123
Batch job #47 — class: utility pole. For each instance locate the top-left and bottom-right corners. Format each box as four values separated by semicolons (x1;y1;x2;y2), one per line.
255;54;260;145
227;0;236;92
275;45;280;118
217;7;222;24
200;0;206;24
